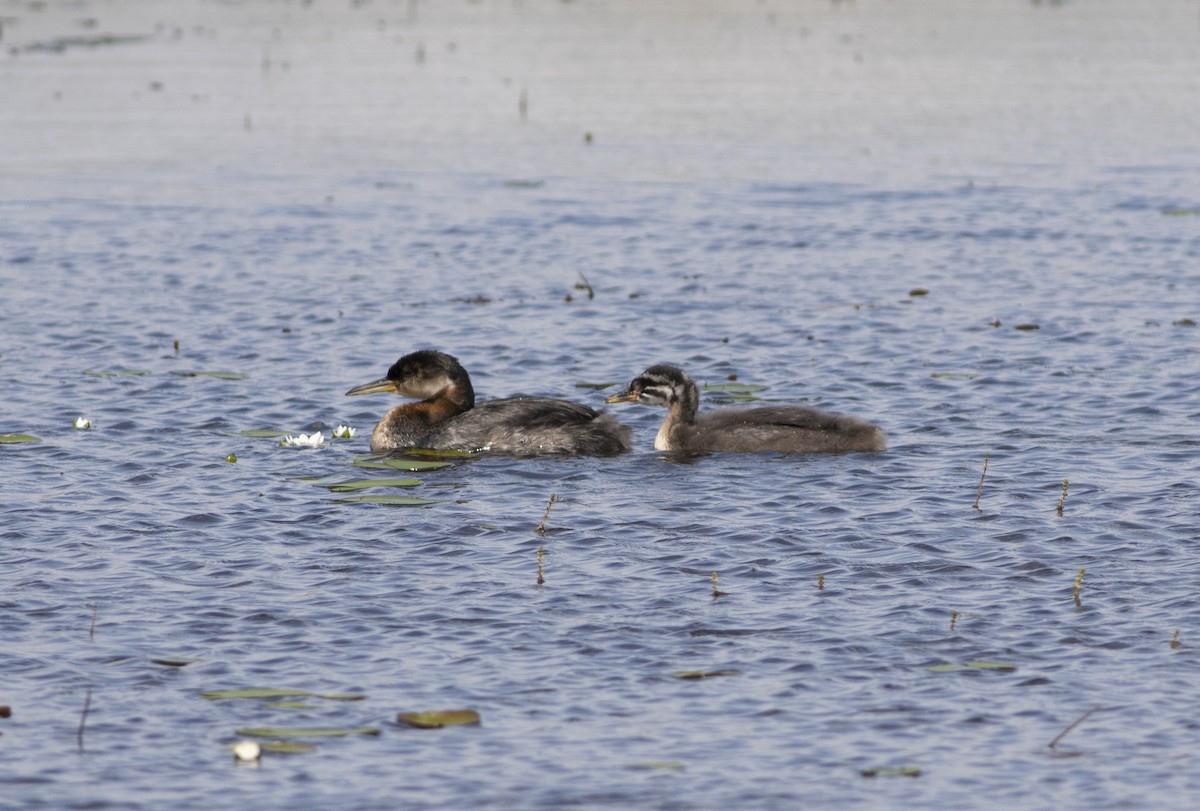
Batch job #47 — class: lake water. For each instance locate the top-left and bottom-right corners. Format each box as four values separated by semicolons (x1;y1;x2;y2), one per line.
2;1;1199;808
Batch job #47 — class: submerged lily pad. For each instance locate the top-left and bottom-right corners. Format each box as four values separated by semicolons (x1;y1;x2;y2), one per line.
861;766;922;778
334;495;443;506
0;434;42;444
927;661;1017;673
672;669;742;680
261;741;318;754
396;709;481;729
625;761;686;771
83;368;152;378
352;456;453;472
174;371;248;380
324;478;422;492
236;726;381;738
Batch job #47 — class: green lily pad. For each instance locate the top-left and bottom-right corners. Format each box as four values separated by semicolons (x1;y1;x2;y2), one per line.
174;371;248;380
324;478;422;492
930;372;978;380
397;709;481;729
236;726;381;738
83;368;152;378
702;382;769;394
672;669;742;680
352;457;453;472
861;766;922;778
202;688;367;701
233;429;290;438
575;381;621;390
0;434;42;444
261;741;318;754
625;761;686;771
334;495;443;506
150;657;201;667
927;661;1017;673
203;688;315;701
265;701;312;709
402;448;473;459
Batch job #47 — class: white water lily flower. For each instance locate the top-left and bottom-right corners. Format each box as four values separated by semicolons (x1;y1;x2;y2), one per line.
333;425;356;439
73;416;92;430
279;432;325;447
232;740;261;762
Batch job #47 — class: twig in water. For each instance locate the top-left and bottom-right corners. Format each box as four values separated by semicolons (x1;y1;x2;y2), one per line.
950;610;958;632
1057;479;1069;516
1048;705;1101;749
817;573;825;592
536;546;545;586
1170;629;1181;649
1073;567;1086;607
77;688;92;753
89;604;98;641
972;453;990;510
534;493;557;536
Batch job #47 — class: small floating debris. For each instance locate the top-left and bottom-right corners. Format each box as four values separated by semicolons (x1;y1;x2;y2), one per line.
1014;323;1041;331
908;288;929;297
332;424;357;439
280;432;325;448
225;453;237;463
150;657;201;668
397;709;481;729
73;416;92;430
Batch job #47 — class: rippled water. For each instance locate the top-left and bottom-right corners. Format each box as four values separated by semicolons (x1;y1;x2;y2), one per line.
3;1;1200;809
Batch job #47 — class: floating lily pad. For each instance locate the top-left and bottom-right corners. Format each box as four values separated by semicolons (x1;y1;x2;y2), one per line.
174;371;248;380
575;381;621;390
927;661;1017;673
625;761;686;771
396;709;481;729
233;429;290;438
334;495;443;506
861;766;922;778
261;741;318;754
324;478;422;492
0;434;42;444
84;368;152;378
672;669;742;680
702;383;769;394
266;701;312;710
202;688;367;701
236;726;381;738
930;372;978;380
352;456;453;472
1162;207;1200;216
203;688;315;701
400;448;473;459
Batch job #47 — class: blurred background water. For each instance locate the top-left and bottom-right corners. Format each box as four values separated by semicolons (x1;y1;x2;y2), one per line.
2;1;1199;808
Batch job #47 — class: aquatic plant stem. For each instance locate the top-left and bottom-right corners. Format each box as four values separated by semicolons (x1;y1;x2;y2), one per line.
77;688;92;753
972;453;990;510
535;493;557;536
1048;706;1101;749
536;546;545;586
89;604;98;641
1073;568;1086;607
1057;479;1069;516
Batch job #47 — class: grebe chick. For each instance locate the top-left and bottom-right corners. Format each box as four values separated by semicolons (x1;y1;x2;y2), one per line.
345;349;631;456
605;364;886;454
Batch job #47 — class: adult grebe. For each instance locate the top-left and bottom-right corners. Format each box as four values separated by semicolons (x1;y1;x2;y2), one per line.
345;349;631;456
605;364;886;454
